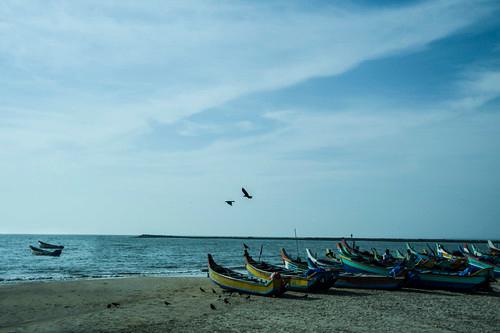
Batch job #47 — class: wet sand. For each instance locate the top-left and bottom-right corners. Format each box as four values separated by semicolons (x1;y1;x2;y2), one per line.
1;277;499;333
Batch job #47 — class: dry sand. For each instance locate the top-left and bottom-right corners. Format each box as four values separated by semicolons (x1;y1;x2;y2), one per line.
1;277;499;333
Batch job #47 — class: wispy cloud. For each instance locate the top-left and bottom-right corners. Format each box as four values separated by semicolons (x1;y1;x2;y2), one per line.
452;70;500;109
0;0;494;153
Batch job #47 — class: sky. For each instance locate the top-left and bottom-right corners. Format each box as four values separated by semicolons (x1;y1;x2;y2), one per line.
1;0;500;239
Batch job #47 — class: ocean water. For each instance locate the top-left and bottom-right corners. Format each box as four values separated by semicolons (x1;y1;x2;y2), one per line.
0;234;488;283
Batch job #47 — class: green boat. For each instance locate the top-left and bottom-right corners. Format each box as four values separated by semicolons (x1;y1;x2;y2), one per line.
339;254;396;276
406;268;491;291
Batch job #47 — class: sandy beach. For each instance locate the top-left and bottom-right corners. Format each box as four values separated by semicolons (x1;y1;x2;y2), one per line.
1;277;498;333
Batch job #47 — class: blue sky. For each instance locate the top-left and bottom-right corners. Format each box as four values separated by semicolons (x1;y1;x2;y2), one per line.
1;1;499;238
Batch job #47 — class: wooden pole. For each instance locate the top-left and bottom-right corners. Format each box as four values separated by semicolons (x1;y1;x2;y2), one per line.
294;228;299;259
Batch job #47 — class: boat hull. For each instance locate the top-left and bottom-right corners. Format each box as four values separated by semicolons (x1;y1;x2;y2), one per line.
407;270;490;291
339;254;392;276
38;241;64;249
335;274;405;290
30;246;62;257
208;254;286;297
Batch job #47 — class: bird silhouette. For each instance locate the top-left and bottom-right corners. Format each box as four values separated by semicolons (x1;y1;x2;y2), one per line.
225;200;235;206
210;303;216;310
242;187;252;199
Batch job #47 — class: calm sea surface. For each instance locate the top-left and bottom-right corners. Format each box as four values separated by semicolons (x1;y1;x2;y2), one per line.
0;235;488;283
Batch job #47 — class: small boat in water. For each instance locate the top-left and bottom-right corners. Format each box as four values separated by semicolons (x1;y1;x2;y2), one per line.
30;245;62;257
38;240;64;249
207;254;287;297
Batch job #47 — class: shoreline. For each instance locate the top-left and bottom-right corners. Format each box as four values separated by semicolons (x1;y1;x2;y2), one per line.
1;277;499;332
0;273;208;286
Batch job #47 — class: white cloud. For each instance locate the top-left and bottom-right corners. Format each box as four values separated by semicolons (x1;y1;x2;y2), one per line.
452;70;500;109
0;0;494;154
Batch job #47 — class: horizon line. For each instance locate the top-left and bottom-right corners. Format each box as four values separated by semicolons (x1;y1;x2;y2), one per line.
1;233;498;243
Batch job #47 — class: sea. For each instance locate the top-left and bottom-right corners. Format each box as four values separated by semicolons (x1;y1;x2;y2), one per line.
0;234;490;283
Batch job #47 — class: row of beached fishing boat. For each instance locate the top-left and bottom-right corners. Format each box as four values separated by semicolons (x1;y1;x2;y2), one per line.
207;240;500;297
29;241;65;256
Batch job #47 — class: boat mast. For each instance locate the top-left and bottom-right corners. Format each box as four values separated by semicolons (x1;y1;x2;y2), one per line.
294;228;299;260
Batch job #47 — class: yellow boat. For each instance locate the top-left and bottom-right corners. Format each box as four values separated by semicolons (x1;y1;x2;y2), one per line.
244;250;337;292
207;254;287;297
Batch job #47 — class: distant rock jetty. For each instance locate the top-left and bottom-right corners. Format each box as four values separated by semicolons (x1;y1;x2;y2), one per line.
135;234;495;243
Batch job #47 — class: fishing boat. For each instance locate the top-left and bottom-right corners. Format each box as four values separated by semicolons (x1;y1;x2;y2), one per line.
336;242;367;261
394;249;406;260
38;240;64;249
306;249;405;290
325;248;340;261
245;250;337;292
462;244;500;278
487;240;500;256
407;243;466;271
406;243;434;258
30;245;62;257
371;248;382;261
436;243;465;259
305;248;341;269
280;248;309;271
339;239;373;260
207;254;287;297
406;268;492;291
425;243;437;257
338;253;402;276
341;249;490;290
470;244;484;257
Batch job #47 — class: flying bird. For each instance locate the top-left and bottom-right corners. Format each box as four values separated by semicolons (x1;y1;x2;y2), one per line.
225;200;235;206
242;187;252;199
